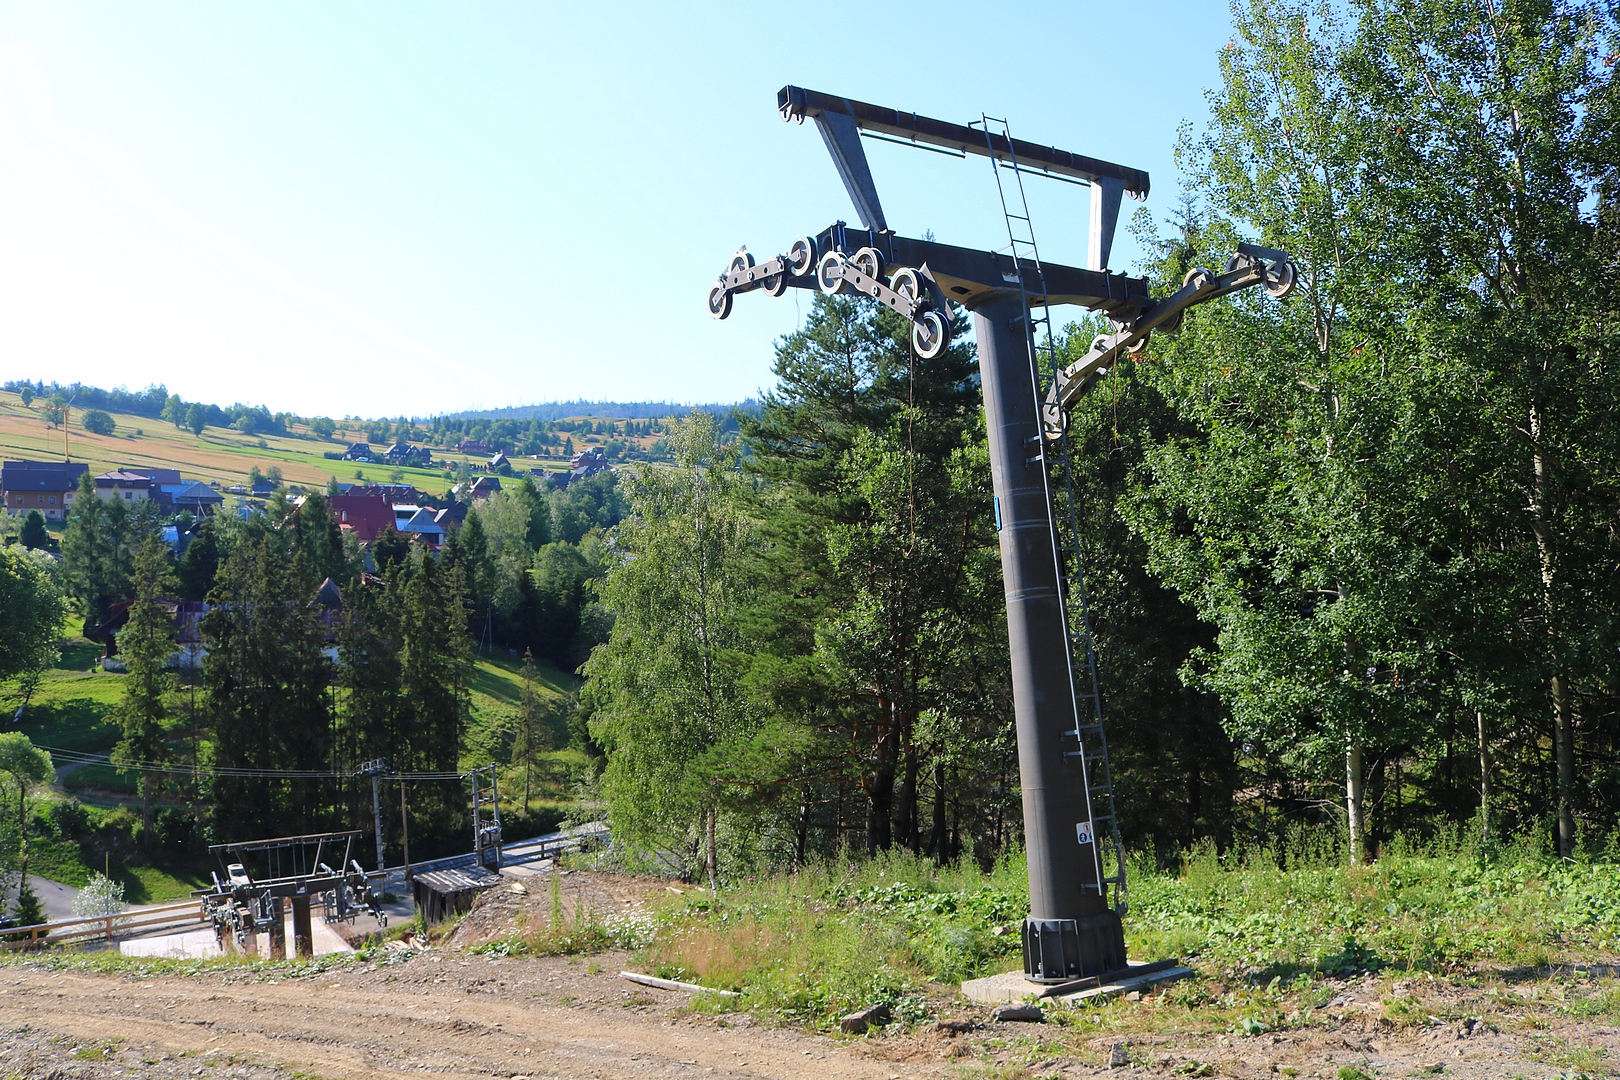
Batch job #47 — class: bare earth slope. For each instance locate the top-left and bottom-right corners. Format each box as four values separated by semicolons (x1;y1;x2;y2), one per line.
0;952;924;1080
7;950;1620;1079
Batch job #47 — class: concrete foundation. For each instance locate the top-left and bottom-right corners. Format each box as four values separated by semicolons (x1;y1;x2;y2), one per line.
961;960;1194;1005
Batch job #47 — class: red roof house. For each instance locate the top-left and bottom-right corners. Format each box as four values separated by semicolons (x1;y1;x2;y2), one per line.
325;494;397;544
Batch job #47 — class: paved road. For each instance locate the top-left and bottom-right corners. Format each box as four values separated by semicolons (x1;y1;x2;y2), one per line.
18;874;79;922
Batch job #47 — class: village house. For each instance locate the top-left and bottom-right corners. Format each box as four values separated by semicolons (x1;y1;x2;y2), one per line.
399;506;445;546
453;476;502;501
1;460;90;520
571;446;610;478
95;469;154;503
384;442;431;467
456;438;490;455
324;494;397;544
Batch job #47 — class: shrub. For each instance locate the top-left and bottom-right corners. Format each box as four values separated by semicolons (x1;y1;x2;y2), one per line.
72;872;126;918
80;409;115;436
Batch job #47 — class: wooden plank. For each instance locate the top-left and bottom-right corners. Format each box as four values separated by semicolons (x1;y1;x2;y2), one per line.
1055;965;1194;1004
619;971;739;998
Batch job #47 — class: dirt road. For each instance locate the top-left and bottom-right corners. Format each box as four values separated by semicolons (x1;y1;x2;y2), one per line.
4;947;1619;1079
0;951;944;1080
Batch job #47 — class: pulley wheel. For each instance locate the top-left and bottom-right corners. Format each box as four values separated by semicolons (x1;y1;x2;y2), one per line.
851;246;884;281
889;267;922;305
761;267;788;297
729;250;755;279
816;251;848;295
1264;260;1298;299
1127;330;1151;356
707;282;732;320
911;310;948;359
788;236;818;276
1183;267;1217;291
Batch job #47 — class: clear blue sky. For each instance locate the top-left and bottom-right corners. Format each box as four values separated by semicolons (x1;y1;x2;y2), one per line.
0;2;1236;418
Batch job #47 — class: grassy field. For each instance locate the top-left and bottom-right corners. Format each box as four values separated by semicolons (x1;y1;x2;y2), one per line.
479;836;1620;1043
0;388;578;492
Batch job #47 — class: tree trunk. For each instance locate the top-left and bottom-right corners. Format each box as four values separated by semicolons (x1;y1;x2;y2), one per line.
894;734;918;852
1346;741;1366;865
1476;709;1492;842
1551;673;1576;856
704;806;718;893
929;759;948;865
794;795;810;869
864;698;898;855
140;774;155;845
1529;400;1577;857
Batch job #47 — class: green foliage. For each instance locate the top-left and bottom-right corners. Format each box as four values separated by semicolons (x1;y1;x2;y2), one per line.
643;849;1024;1022
587;413;762;886
0;546;66;687
111;535;177;838
61;472;134;631
80;408;115;436
11;877;43;927
202;528;333;838
72;871;126;918
19;511;49;551
0;732;54;880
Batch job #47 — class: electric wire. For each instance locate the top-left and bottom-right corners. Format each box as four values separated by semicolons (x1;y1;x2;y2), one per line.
38;745;464;781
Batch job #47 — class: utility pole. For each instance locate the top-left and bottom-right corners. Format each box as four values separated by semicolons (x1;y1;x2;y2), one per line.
399;779;411;884
355;759;391;871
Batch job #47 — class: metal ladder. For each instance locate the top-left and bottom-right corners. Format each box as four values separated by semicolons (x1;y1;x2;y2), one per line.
468;765;503;870
973;115;1127;911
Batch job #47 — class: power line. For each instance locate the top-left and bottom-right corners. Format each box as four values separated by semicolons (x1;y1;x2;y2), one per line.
39;745;464;781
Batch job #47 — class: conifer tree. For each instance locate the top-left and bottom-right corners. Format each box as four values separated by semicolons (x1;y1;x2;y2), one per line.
113;535;178;840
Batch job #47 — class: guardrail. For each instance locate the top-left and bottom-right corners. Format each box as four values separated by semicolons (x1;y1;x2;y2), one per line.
1;900;205;951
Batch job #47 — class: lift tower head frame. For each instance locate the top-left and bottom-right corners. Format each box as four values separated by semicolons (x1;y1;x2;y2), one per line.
710;87;1295;983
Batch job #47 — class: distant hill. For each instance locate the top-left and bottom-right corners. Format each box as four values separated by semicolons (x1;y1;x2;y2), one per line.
427;399;761;423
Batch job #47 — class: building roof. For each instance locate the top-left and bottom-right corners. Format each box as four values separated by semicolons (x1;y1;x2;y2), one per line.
400;507;444;537
95;469;153;486
172;481;224;505
325;494;397;543
350;484;424;503
131;467;182;485
1;460;89;493
313;577;343;609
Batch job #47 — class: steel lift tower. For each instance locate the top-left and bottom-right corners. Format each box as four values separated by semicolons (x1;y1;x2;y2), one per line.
710;87;1295;984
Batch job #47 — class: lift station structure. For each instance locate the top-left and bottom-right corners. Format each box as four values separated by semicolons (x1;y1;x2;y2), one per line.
710;86;1297;983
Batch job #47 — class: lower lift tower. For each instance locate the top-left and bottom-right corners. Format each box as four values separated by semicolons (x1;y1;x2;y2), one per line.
710;87;1296;983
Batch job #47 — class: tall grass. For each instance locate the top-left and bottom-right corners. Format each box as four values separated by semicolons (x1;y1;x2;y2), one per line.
642;848;1029;1022
637;833;1620;1024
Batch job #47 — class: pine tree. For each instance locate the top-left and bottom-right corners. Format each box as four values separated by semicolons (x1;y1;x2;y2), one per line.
61;472;132;632
112;535;178;841
18;511;47;551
